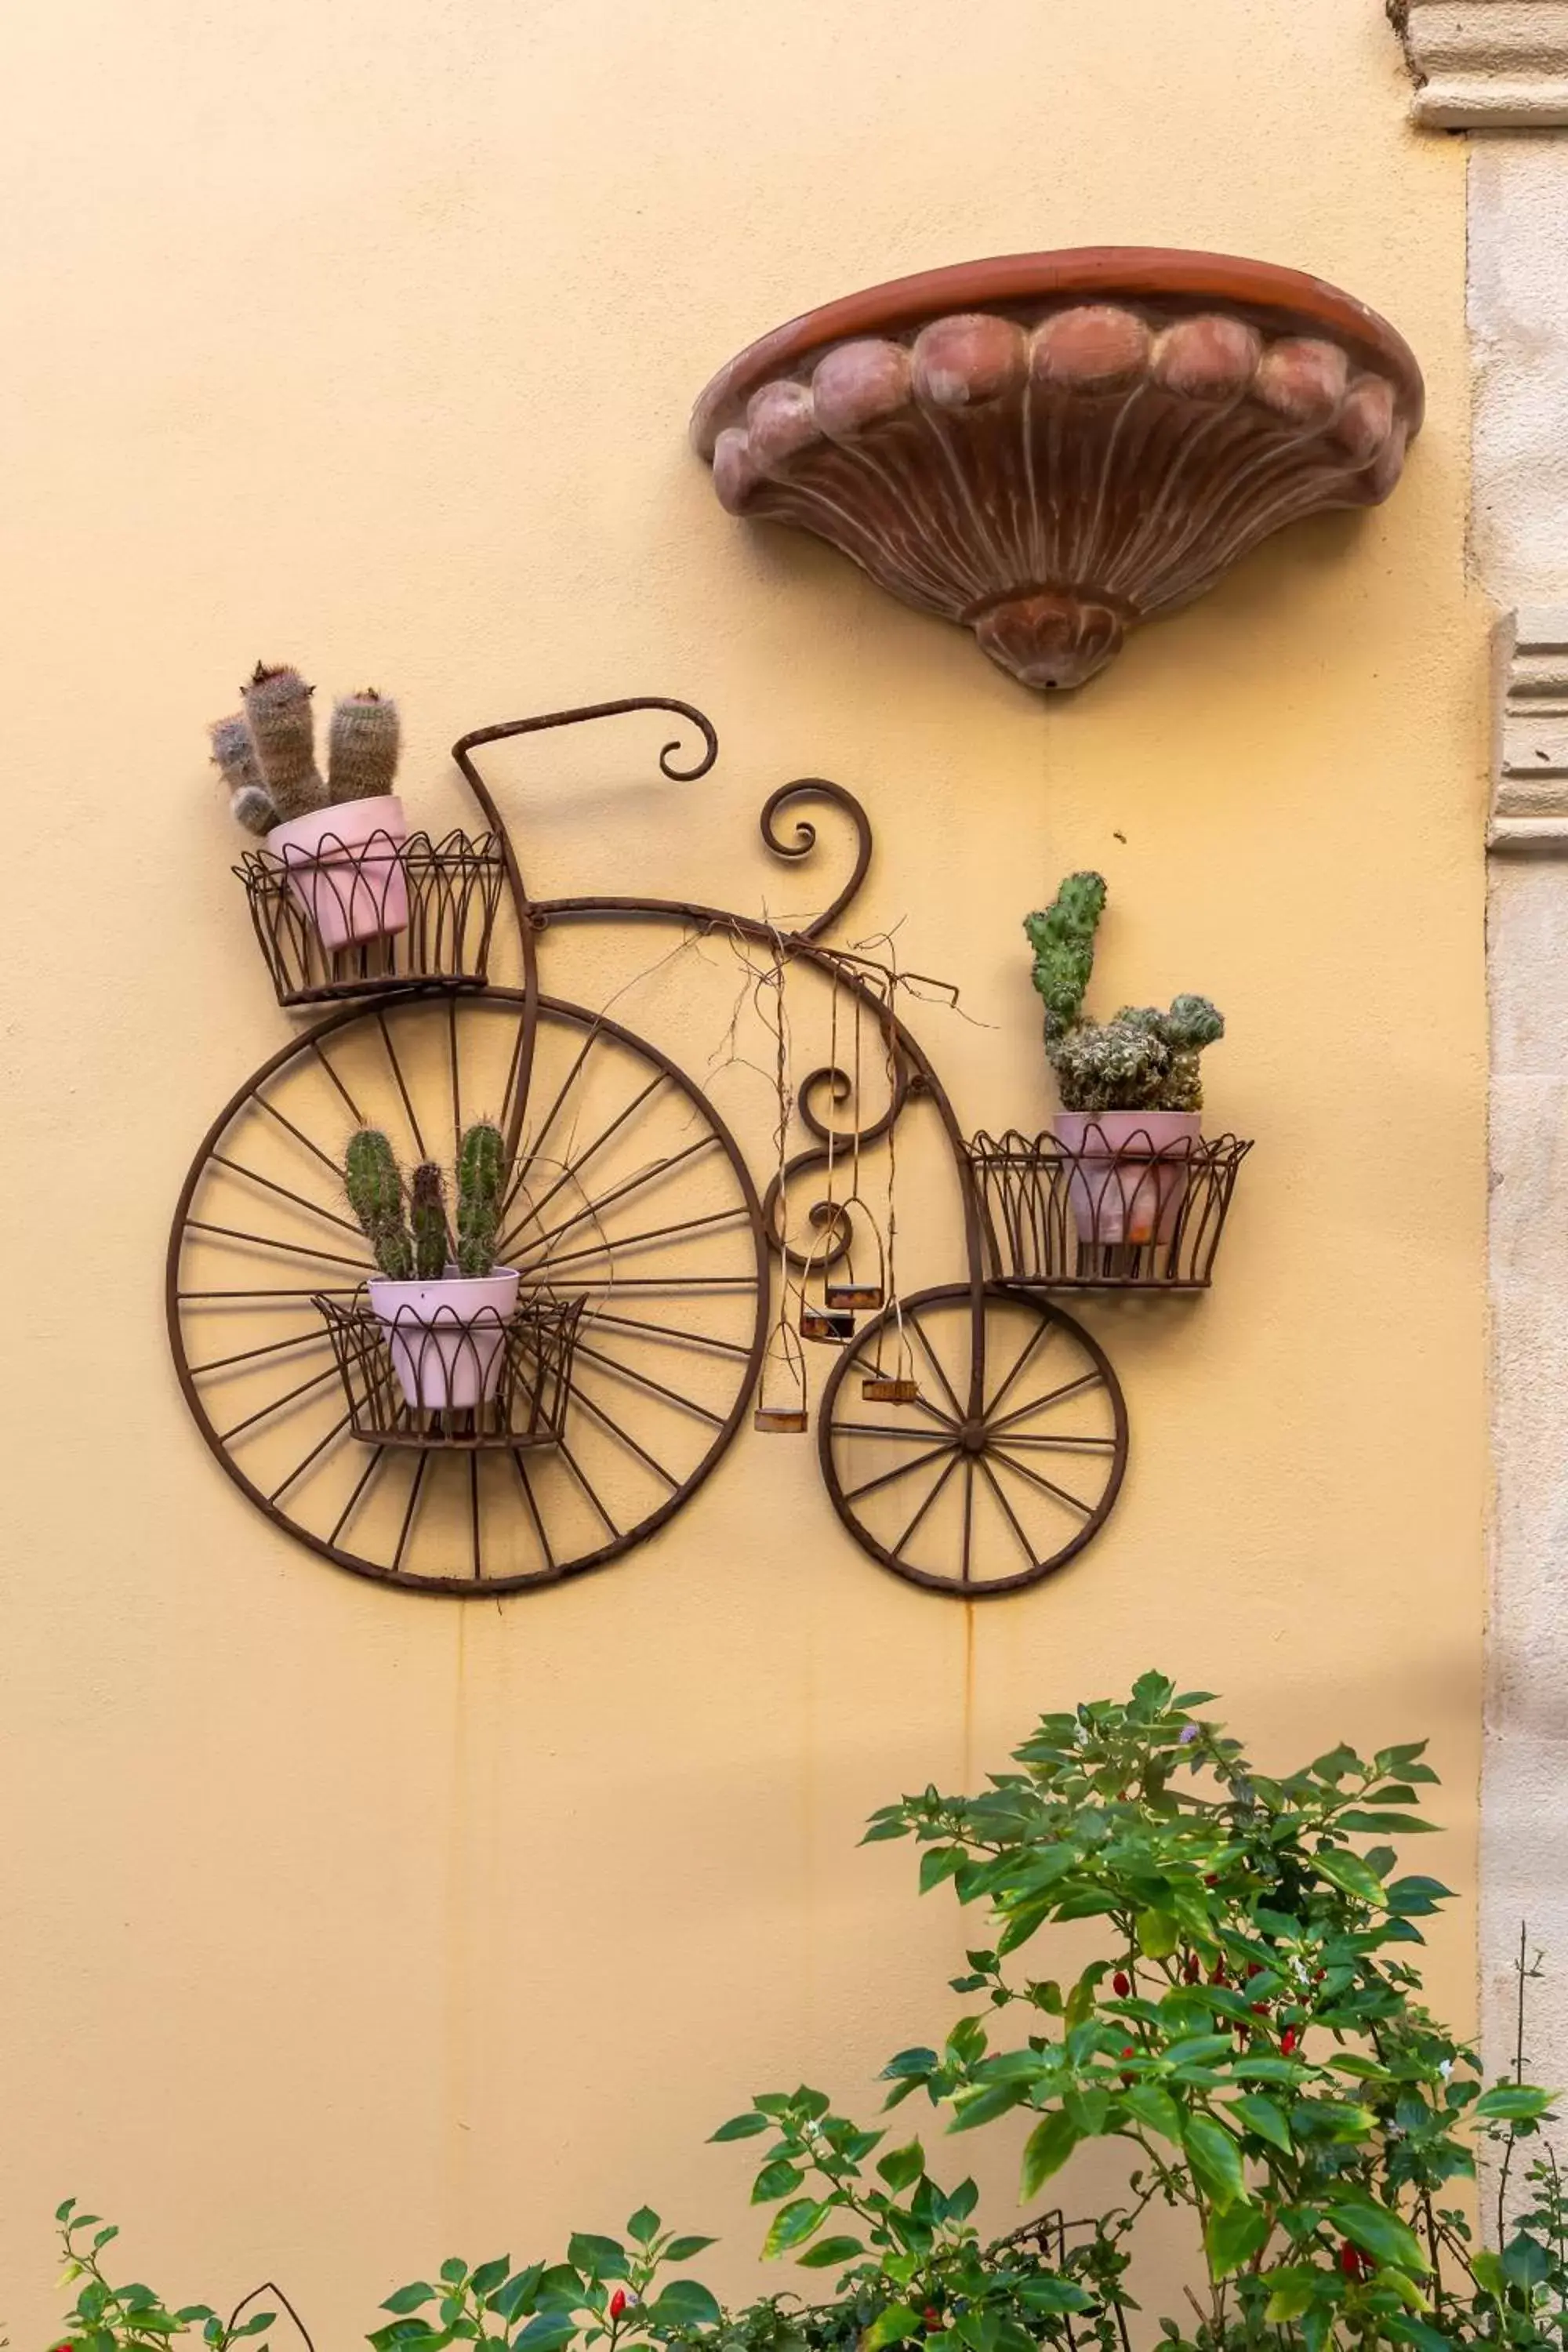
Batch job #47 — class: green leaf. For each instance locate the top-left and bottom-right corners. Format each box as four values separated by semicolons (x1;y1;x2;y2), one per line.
1015;2278;1094;2317
1121;2084;1182;2142
752;2159;805;2204
626;2209;659;2248
1502;2234;1552;2289
862;2305;922;2352
1229;2094;1293;2155
1473;2085;1555;2122
1472;2250;1507;2297
880;2048;938;2082
1164;2034;1233;2067
567;2235;628;2281
1205;2203;1270;2278
1313;1849;1387;1904
1335;1812;1436;1835
877;2140;926;2192
920;1847;965;1894
1183;2115;1246;2211
710;2112;770;2141
440;2263;468;2288
1262;2270;1320;2324
649;2283;722;2328
514;2318;578;2352
490;2270;545;2322
470;2260;510;2300
1020;2111;1080;2201
382;2288;438;2316
949;2081;1026;2132
762;2200;830;2259
1136;1910;1180;1960
1331;2201;1430;2276
662;2237;716;2263
795;2237;865;2271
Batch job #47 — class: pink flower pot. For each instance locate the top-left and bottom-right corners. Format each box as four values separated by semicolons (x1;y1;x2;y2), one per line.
368;1268;521;1412
1051;1110;1203;1247
267;794;408;951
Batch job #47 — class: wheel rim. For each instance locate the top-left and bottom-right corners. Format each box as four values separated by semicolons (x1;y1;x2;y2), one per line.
168;989;768;1592
818;1282;1127;1595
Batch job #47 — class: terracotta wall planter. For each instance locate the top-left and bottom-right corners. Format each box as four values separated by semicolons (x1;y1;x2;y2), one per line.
691;249;1425;691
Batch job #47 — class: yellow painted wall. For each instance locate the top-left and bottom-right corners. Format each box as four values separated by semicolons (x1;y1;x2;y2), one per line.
0;0;1481;2339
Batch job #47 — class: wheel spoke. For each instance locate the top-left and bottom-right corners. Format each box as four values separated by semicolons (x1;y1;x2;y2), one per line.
514;1072;666;1232
977;1454;1041;1572
499;1135;719;1264
209;1152;363;1235
843;1437;953;1505
890;1451;960;1559
392;1454;431;1571
217;1359;344;1443
989;1444;1094;1518
269;1406;352;1504
521;1203;748;1274
187;1327;330;1377
960;1458;975;1584
567;1377;681;1490
1003;1431;1118;1454
556;1434;620;1538
570;1337;724;1427
509;1448;555;1570
909;1314;967;1422
984;1314;1053;1421
330;1445;390;1545
986;1367;1104;1437
587;1308;751;1361
376;1008;428;1159
184;1220;372;1272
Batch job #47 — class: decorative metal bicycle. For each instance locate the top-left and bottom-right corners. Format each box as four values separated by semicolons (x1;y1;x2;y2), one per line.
168;699;1249;1598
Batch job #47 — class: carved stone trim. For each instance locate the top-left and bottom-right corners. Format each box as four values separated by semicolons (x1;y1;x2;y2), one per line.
1392;1;1568;128
1491;608;1568;851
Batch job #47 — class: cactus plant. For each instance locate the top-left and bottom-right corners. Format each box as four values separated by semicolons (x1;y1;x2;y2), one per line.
208;712;277;836
408;1160;452;1282
343;1124;506;1283
1025;873;1224;1112
241;662;327;823
327;689;401;803
345;1127;414;1279
456;1120;505;1278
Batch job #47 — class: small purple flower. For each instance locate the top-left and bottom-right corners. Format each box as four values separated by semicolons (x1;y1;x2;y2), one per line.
1178;1723;1200;1746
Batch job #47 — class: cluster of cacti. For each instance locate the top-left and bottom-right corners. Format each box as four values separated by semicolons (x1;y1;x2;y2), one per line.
344;1121;507;1281
1025;871;1224;1112
206;662;401;836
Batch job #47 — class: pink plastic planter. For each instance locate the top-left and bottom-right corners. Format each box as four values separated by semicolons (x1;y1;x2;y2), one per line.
1051;1110;1203;1246
267;793;409;951
367;1268;522;1412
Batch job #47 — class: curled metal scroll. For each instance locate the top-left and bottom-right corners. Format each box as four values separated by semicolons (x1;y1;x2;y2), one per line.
759;778;874;940
762;1044;916;1273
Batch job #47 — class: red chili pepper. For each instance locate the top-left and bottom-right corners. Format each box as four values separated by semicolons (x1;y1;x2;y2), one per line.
610;2291;629;2320
1313;1966;1327;1982
1246;1962;1263;1979
1204;1874;1218;1887
1338;2241;1373;2280
1250;2001;1269;2016
924;2309;942;2330
1184;1953;1201;1983
1210;1961;1227;1986
1112;1971;1131;1997
1281;2025;1299;2055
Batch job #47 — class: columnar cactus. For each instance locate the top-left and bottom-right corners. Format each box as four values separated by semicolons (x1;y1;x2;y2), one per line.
343;1125;509;1283
456;1120;505;1278
1024;874;1225;1113
345;1127;414;1279
208;713;277;836
240;662;327;823
409;1161;452;1282
327;689;401;803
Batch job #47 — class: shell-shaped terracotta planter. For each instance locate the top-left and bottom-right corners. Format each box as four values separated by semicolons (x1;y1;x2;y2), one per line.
691;249;1425;691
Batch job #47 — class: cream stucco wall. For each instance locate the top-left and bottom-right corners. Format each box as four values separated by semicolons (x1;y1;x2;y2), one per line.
0;0;1481;2341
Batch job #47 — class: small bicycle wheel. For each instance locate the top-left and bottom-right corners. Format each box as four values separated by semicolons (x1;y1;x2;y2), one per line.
818;1283;1127;1595
168;989;768;1593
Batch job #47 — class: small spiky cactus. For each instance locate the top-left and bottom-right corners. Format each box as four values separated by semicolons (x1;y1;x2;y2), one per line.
327;690;401;803
241;662;326;823
409;1161;452;1282
456;1120;505;1278
345;1127;414;1279
1024;874;1225;1113
209;712;277;836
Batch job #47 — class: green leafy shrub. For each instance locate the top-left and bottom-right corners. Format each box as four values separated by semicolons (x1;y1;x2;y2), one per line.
49;1677;1564;2352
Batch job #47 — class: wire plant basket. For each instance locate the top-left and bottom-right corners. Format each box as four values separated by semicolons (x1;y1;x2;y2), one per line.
967;1127;1252;1291
315;1290;586;1446
238;829;507;1007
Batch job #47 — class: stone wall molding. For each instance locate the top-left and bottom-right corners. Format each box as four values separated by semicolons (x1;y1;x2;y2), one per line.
1492;607;1568;851
1392;0;1568;128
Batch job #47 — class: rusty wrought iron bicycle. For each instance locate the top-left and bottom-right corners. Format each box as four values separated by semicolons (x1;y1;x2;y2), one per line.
168;699;1248;1597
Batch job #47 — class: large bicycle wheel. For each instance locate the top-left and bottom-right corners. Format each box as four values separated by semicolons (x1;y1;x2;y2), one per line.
818;1283;1127;1595
168;989;768;1592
